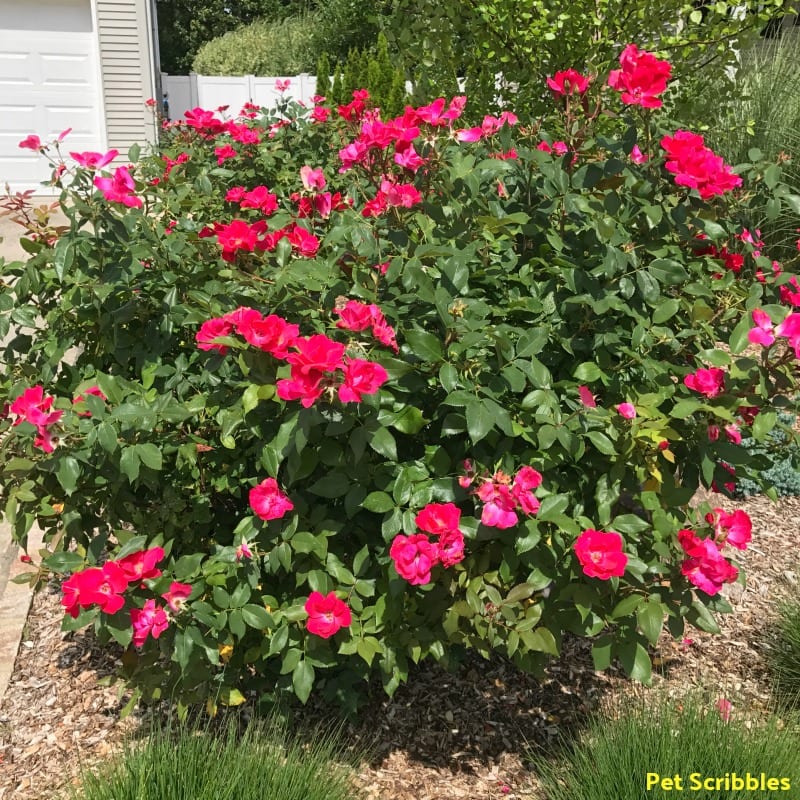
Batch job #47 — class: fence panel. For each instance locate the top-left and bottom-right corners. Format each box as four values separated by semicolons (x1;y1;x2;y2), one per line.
160;73;320;122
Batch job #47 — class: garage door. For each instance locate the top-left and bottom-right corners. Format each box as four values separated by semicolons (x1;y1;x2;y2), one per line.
0;0;105;193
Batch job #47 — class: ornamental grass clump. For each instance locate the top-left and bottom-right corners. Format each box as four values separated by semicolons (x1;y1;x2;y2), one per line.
71;715;362;800
767;587;800;707
2;44;800;713
532;694;800;800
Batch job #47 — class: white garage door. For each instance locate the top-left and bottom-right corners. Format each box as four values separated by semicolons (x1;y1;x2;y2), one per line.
0;0;105;193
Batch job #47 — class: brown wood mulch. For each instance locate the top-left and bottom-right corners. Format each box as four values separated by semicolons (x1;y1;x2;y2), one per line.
1;491;798;800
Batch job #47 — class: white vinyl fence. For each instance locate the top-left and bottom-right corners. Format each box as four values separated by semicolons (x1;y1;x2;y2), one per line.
161;73;319;122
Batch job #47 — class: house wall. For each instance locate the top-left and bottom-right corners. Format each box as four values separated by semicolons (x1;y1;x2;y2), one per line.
96;0;158;155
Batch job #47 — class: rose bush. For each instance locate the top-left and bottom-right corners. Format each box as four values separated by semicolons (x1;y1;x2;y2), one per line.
1;57;799;713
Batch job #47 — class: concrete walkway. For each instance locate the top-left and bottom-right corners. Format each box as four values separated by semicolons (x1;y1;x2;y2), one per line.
0;198;63;700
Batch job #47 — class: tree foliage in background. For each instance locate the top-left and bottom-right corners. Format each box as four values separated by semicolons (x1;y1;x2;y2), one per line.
192;15;319;76
157;0;314;74
386;0;790;120
157;0;394;75
321;34;407;116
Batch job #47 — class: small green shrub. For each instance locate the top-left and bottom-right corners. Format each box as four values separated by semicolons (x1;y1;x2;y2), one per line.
192;16;318;76
735;412;800;498
768;589;800;706
533;694;800;800
71;715;362;800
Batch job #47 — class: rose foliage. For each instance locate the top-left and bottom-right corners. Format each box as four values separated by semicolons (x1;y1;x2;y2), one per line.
1;53;799;714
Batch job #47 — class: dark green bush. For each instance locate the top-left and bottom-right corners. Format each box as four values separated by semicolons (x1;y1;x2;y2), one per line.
192;16;318;76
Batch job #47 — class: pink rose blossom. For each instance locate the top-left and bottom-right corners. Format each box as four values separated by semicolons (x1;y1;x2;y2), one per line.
236;540;253;561
196;317;235;354
748;308;775;346
161;582;193;613
65;563;128;615
437;529;465;567
389;533;440;585
415;502;461;536
683;367;725;398
250;478;294;521
305;591;351;638
608;44;672;108
546;69;591;96
115;547;165;583
712;508;752;551
678;529;738;596
131;599;169;647
616;402;637;419
476;482;518;529
94;166;142;208
19;134;43;150
574;529;628;579
71;149;119;169
338;359;389;403
238;313;299;359
578;385;597;408
300;165;326;191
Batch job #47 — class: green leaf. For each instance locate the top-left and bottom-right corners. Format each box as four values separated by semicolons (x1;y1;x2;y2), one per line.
637;601;664;645
3;457;35;473
611;514;650;534
573;362;603;381
213;586;230;608
617;641;652;683
292;659;315;704
439;363;459;392
53;237;74;282
135;443;163;471
587;431;616;455
505;583;535;604
648;259;689;285
516;328;548;358
173;629;194;670
728;314;753;354
356;636;383;666
611;594;644;619
105;613;133;647
56;456;81;494
44;551;85;573
466;400;494;444
362;491;394;513
96;423;118;454
119;447;140;483
652;299;680;324
229;609;246;638
369;426;397;460
405;329;443;362
308;473;350;498
219;687;246;706
752;410;777;442
388;406;427;435
537;494;569;522
591;636;613;670
688;600;720;634
520;627;558;656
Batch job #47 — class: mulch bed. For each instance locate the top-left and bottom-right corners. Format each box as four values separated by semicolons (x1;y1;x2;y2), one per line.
1;490;798;800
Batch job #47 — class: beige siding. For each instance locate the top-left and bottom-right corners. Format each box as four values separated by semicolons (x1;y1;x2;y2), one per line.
96;0;158;153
